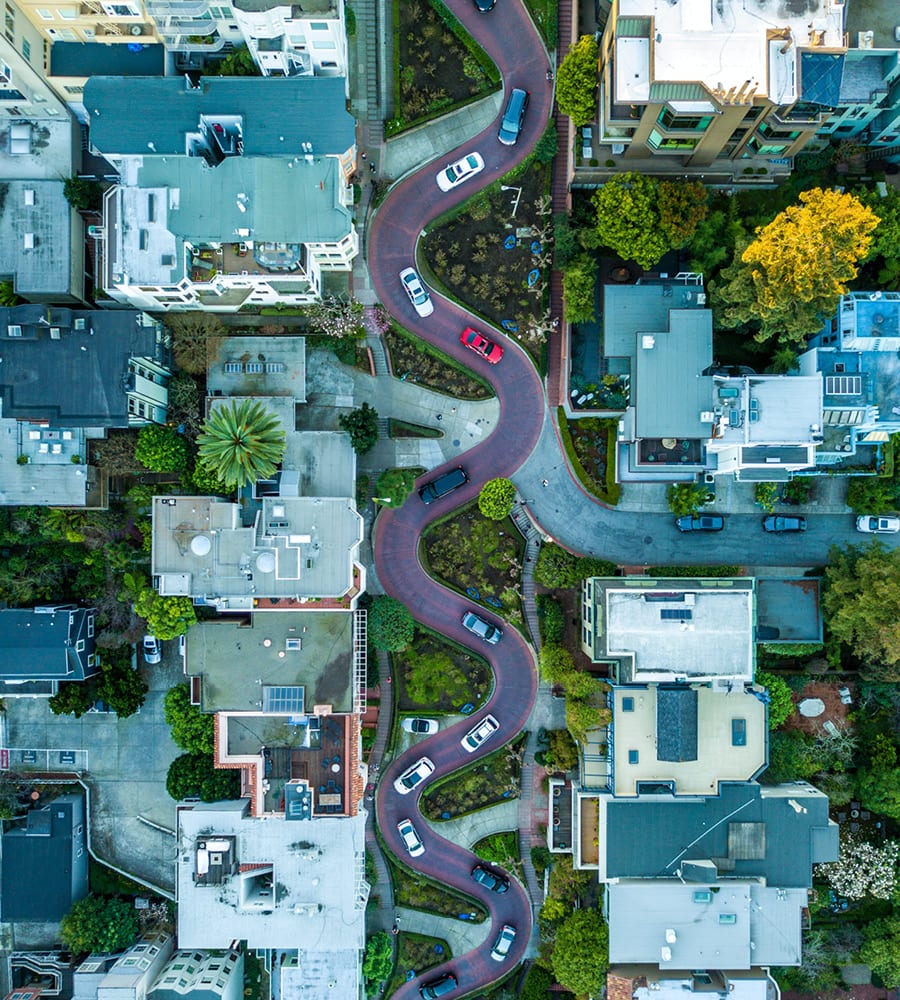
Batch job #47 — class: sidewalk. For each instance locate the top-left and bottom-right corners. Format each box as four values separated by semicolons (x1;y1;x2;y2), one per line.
422;799;519;848
395;907;492;955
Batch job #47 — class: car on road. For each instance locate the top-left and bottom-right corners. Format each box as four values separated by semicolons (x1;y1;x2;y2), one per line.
397;818;425;858
470;863;509;893
399;267;434;317
418;466;469;505
142;634;161;665
461;610;502;645
402;717;439;735
436;152;485;192
473;0;495;10
393;756;435;794
762;515;807;532
856;515;900;534
675;514;724;532
420;973;458;999
461;714;500;752
460;326;503;364
498;88;529;145
491;924;517;962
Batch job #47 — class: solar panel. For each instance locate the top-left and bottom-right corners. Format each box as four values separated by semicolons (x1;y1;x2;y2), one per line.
262;685;305;714
825;375;862;396
245;362;264;374
660;608;692;621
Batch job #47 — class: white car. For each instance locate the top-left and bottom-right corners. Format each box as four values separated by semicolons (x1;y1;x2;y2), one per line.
393;756;435;794
397;818;425;858
399;267;434;317
461;714;500;753
142;634;161;665
402;717;439;735
462;610;502;645
490;924;516;962
436;151;485;192
856;515;900;534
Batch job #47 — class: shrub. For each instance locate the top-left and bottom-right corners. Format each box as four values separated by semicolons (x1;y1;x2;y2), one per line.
754;481;779;512
135;424;189;473
537;594;564;643
166;753;241;801
369;596;415;651
477;477;516;520
164;683;215;754
61;895;139;953
667;482;709;517
755;670;795;729
339;402;379;455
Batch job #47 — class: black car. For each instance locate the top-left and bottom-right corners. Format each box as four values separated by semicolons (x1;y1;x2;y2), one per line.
762;515;807;532
474;0;495;10
471;864;510;893
418;466;469;505
675;514;724;532
420;974;458;999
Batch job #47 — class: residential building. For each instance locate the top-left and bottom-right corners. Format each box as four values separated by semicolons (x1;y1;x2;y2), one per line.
84;75;357;312
73;936;174;1000
175;798;366;993
0;307;170;507
47;43;165;119
594;0;847;182
607;969;779;1000
207;335;306;400
148;949;242;1000
0;605;98;697
0;792;87;922
0;0;74;120
14;0;160;46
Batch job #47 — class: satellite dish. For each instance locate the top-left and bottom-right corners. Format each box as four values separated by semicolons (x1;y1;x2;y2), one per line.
256;551;276;574
190;535;211;556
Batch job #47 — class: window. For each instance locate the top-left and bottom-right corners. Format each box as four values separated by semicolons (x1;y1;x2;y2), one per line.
656;108;712;132
628;750;639;764
21;37;30;59
102;2;139;13
647;129;699;151
757;122;800;141
621;696;634;711
35;7;52;16
742;106;763;122
312;39;335;48
746;138;788;155
310;20;328;28
57;8;78;18
59;28;75;38
87;614;94;637
76;639;85;652
64;84;83;93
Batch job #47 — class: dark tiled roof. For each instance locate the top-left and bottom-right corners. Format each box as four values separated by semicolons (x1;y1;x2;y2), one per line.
801;52;845;107
656;685;698;762
50;42;165;77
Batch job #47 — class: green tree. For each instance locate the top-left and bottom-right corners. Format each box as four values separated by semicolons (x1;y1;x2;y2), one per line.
755;482;779;512
189;459;232;496
97;655;148;718
755;671;795;729
135;590;197;641
49;681;97;718
374;467;419;506
164;312;225;375
537;594;564;643
539;643;575;684
0;280;21;306
562;255;597;324
197;399;286;489
764;730;819;783
555;35;599;126
667;482;709;517
164;683;215;754
566;689;611;744
166;753;241;802
362;932;393;995
545;729;579;772
847;469;899;515
63;176;103;212
658;180;708;249
339;402;379;455
369;596;414;651
861;916;900;987
552;909;609;997
592;173;669;269
135;425;189;473
404;647;468;704
534;543;579;588
520;965;554;1000
61;895;140;953
823;543;900;678
477;478;516;520
208;45;260;76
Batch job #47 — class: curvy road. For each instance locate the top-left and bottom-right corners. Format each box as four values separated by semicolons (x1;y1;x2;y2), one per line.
368;0;553;991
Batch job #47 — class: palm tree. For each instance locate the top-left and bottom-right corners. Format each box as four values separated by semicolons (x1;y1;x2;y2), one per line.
197;399;286;489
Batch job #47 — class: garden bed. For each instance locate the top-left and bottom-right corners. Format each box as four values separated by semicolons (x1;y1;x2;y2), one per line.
389;859;488;922
389;418;442;439
386;933;452;998
473;830;524;884
557;412;621;505
383;323;494;400
420;503;525;630
421;734;526;820
394;628;492;714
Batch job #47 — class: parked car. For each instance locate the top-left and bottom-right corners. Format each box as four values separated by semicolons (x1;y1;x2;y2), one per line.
399;267;434;317
460;326;503;364
675;514;724;532
418;466;469;505
178;633;186;666
402;717;439;735
420;974;458;999
461;714;500;752
856;515;900;534
490;924;517;962
461;611;502;645
142;634;162;665
393;756;435;795
436;152;485;191
397;818;425;858
762;515;807;532
497;88;529;145
470;864;509;893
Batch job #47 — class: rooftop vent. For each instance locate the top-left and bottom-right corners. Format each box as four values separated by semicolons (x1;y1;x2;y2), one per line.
641;335;656;350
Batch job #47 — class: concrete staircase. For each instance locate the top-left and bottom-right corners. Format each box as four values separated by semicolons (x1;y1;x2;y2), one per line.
510;505;543;650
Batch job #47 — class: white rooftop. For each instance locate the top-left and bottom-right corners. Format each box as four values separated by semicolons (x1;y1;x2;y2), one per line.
634;977;772;1000
280;951;360;1000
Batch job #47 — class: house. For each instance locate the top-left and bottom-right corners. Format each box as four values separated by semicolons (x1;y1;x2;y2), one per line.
0;0;74;121
175;800;367;976
607;969;779;1000
74;936;174;1000
0;606;98;697
0;307;170;507
148;949;243;1000
207;336;307;401
47;43;165;119
0;792;88;922
84;76;357;313
592;0;846;183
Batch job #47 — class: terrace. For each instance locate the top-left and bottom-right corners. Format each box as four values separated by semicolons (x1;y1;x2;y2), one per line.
188;241;306;283
551;781;573;852
578;794;600;868
638;437;703;466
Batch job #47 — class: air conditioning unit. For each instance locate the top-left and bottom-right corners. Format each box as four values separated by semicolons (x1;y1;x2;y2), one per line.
703;472;716;484
700;411;716;422
285;638;302;651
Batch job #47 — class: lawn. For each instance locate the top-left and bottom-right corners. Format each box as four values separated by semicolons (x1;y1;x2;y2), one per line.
420;163;553;360
386;933;453;997
420;504;525;630
383;322;494;400
421;734;526;820
394;628;493;714
389;858;488;922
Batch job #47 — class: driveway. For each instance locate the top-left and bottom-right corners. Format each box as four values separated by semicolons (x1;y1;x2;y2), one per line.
3;640;183;893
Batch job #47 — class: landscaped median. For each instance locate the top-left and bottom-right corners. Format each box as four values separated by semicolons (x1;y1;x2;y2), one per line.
556;409;620;505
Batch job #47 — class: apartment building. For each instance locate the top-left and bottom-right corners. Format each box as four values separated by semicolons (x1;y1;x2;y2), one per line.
0;0;73;119
596;0;847;181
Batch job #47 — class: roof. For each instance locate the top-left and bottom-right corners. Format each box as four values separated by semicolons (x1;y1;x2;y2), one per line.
0;307;163;426
207;337;306;400
648;82;711;102
0;607;94;681
755;578;822;643
84;76;355;157
604;782;837;886
603;283;706;361
280;951;360;1000
1;794;87;921
801;52;846;106
656;686;698;762
0;182;73;297
50;42;165;77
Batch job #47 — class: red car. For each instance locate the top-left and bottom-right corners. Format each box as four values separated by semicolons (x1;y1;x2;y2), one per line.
460;326;503;364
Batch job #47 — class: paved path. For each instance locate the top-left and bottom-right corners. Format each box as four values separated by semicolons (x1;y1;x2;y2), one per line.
365;650;397;937
395;907;492;955
423;799;519;849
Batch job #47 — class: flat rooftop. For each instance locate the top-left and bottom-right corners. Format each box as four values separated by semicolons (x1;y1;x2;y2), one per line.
207;337;306;400
756;578;822;643
607;881;804;969
0;118;75;182
611;685;767;796
603;283;706;362
188;612;353;713
280;951;359;1000
604;581;755;683
176;799;366;950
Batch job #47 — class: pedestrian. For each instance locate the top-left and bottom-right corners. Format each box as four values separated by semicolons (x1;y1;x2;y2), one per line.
369;161;377;173
541;479;549;487
361;152;367;160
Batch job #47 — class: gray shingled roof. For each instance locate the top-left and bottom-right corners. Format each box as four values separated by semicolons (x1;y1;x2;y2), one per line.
656;685;698;762
84;76;355;157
